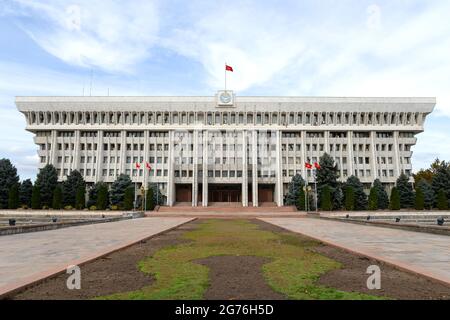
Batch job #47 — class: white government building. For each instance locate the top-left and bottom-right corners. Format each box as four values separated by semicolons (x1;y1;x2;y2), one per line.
16;91;435;207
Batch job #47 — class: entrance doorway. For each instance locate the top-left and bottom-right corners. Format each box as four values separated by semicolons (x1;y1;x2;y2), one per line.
175;184;192;202
208;184;242;203
258;184;274;203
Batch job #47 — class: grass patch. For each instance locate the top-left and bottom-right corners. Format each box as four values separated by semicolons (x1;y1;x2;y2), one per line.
100;219;385;300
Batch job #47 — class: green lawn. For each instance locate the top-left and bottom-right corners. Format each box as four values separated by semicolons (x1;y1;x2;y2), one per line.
101;219;385;300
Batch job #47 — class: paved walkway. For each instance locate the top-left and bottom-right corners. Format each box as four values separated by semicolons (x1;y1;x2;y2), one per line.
260;218;450;285
0;217;193;297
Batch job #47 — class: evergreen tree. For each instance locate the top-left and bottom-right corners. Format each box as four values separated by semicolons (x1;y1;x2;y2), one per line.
31;185;41;209
431;165;450;206
75;185;86;209
396;173;415;208
0;159;20;209
145;186;154;210
437;189;449;210
52;184;62;210
284;174;305;208
320;185;332;211
8;183;19;209
298;187;306;211
344;186;355;211
373;179;389;209
96;183;109;210
62;170;85;207
19;179;33;208
416;179;434;210
150;183;166;206
123;186;134;210
333;185;344;211
110;174;133;208
414;186;425;210
389;187;401;210
316;153;341;209
368;187;378;211
345;176;367;210
35;164;58;207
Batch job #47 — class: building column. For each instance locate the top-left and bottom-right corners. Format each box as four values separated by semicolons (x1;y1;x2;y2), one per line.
192;130;199;207
275;130;283;207
72;130;81;173
95;130;103;183
202;130;209;206
347;131;354;177
393;131;401;178
167;130;175;206
301;130;306;179
252;130;258;207
370;131;378;181
50;130;57;166
143;130;150;187
242;130;248;207
120;130;126;174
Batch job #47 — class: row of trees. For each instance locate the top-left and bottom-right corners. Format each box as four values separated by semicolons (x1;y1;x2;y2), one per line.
284;154;450;211
0;160;165;211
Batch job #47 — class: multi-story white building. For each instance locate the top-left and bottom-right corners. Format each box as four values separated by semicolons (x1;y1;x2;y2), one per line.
16;91;435;207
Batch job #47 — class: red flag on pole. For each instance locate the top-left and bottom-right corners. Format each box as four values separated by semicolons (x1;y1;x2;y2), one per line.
225;64;233;72
135;162;141;169
314;162;321;170
145;162;151;170
305;162;312;169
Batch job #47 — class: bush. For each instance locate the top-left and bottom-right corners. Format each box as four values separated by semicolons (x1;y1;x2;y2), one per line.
8;184;19;209
344;186;355;211
414;186;425;210
320;185;332;211
110;205;119;211
52;184;62;210
389;187;401;210
437;189;448;210
368;187;378;211
64;205;73;210
31;185;41;209
42;205;49;210
89;205;97;210
145;187;154;211
123;186;134;210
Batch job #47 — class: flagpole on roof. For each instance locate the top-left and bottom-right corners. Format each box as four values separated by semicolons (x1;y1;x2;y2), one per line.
224;62;227;92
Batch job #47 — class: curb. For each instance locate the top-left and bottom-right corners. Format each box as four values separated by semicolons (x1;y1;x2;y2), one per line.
0;217;196;299
258;218;450;288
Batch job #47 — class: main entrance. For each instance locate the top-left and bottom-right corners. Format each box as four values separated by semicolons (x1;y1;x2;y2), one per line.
208;184;242;203
175;184;192;202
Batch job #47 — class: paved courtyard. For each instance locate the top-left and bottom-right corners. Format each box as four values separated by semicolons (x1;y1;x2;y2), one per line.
0;217;193;296
261;218;450;285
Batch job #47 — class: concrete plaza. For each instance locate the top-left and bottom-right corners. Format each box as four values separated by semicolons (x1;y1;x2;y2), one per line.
0;217;193;297
261;218;450;285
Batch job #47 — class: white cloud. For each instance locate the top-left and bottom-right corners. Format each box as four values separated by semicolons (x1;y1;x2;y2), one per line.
7;0;160;73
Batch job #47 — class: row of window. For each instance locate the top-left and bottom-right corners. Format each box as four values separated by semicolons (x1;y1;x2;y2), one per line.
29;110;423;127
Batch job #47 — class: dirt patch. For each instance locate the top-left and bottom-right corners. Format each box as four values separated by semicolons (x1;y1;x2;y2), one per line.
195;255;285;300
254;218;450;300
11;221;200;300
312;245;450;300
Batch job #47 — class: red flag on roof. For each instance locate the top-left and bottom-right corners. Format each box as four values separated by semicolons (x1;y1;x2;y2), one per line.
225;64;233;72
135;162;141;169
314;162;321;170
305;162;312;169
145;162;151;170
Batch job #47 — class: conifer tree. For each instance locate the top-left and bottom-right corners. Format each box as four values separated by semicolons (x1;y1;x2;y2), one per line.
368;187;378;211
389;187;401;210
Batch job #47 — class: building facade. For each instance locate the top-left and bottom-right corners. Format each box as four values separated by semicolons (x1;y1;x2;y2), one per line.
16;91;435;207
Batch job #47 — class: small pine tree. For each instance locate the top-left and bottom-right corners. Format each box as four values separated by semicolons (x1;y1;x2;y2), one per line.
345;176;367;210
31;185;41;209
19;179;33;208
437;189;449;210
416;179;434;210
373;179;389;209
145;187;154;210
75;185;86;209
414;186;425;210
123;186;134;210
320;185;332;211
8;184;19;209
344;186;355;211
396;173;415;208
96;183;109;210
297;187;306;211
389;187;401;210
368;187;378;211
284;174;305;208
52;184;62;210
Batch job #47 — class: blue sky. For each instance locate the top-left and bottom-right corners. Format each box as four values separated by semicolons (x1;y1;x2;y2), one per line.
1;0;450;180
